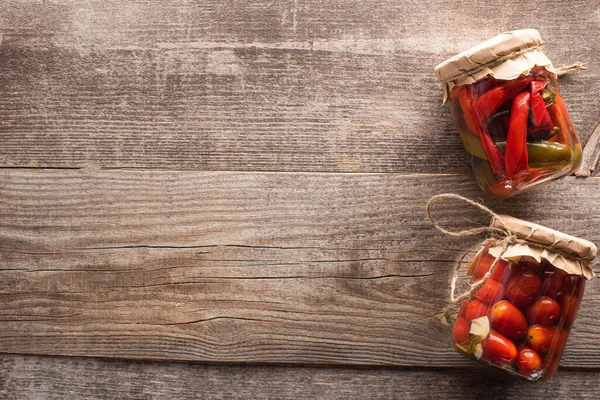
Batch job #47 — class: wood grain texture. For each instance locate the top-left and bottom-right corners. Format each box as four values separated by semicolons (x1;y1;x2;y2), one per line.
0;0;599;172
1;169;600;367
2;0;600;397
2;354;600;400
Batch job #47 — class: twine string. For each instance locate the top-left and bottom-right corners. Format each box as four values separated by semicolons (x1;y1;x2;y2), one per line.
427;193;593;321
555;63;586;77
425;194;517;304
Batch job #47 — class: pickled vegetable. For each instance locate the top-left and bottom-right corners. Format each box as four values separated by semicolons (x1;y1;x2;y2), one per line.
516;348;543;376
542;268;569;299
471;253;512;283
474;279;505;305
449;67;582;198
525;297;560;325
527;325;556;354
464;300;490;323
558;291;583;326
459;132;574;167
520;259;547;275
481;330;518;366
452;257;586;382
506;269;542;307
490;301;528;339
453;317;470;344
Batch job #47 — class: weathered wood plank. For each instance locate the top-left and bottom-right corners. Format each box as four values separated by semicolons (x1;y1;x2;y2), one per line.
1;354;599;400
0;0;598;172
576;121;600;176
1;170;599;366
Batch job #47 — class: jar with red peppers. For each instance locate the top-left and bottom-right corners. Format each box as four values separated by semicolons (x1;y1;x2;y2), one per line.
452;215;596;381
434;30;582;198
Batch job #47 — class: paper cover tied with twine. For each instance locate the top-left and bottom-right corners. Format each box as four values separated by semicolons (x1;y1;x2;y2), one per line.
487;214;596;280
434;29;555;102
426;194;596;304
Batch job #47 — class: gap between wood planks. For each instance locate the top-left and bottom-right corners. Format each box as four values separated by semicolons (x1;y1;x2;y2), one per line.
1;163;600;177
0;164;465;175
2;120;599;176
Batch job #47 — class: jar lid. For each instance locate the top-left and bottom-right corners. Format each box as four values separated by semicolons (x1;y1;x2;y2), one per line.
488;214;596;279
434;29;554;102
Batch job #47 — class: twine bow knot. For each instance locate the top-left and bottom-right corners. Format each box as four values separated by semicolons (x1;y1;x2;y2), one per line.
426;194;514;304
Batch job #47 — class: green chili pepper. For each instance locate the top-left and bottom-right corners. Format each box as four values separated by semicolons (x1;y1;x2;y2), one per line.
458;129;489;160
526;141;573;166
473;161;495;194
459;130;573;167
472;161;508;198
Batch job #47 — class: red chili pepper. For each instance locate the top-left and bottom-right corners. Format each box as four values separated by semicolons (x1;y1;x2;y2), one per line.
529;80;554;138
530;80;546;95
458;86;505;174
530;93;552;126
505;92;531;179
528;92;554;139
471;77;533;123
547;93;574;145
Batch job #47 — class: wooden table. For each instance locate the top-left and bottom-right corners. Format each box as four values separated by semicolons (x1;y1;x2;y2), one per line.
1;1;600;398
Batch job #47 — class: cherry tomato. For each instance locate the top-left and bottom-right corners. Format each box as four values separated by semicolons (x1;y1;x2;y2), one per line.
516;348;543;377
519;258;546;275
452;317;470;344
525;296;561;325
458;300;469;318
472;254;512;283
527;325;556;354
481;330;518;366
558;291;583;327
549;328;569;357
474;279;505;305
464;300;490;323
506;269;542;307
563;275;582;294
543;329;569;380
490;300;528;339
491;261;513;284
541;268;568;299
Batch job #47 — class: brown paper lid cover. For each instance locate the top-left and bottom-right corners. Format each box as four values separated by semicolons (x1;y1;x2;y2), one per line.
487;214;596;279
434;29;555;102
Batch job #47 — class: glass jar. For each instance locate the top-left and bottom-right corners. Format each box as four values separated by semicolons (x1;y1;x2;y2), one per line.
434;30;582;198
450;215;595;382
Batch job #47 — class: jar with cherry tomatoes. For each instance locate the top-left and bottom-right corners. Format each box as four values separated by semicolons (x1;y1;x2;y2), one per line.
434;30;582;198
451;215;596;381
